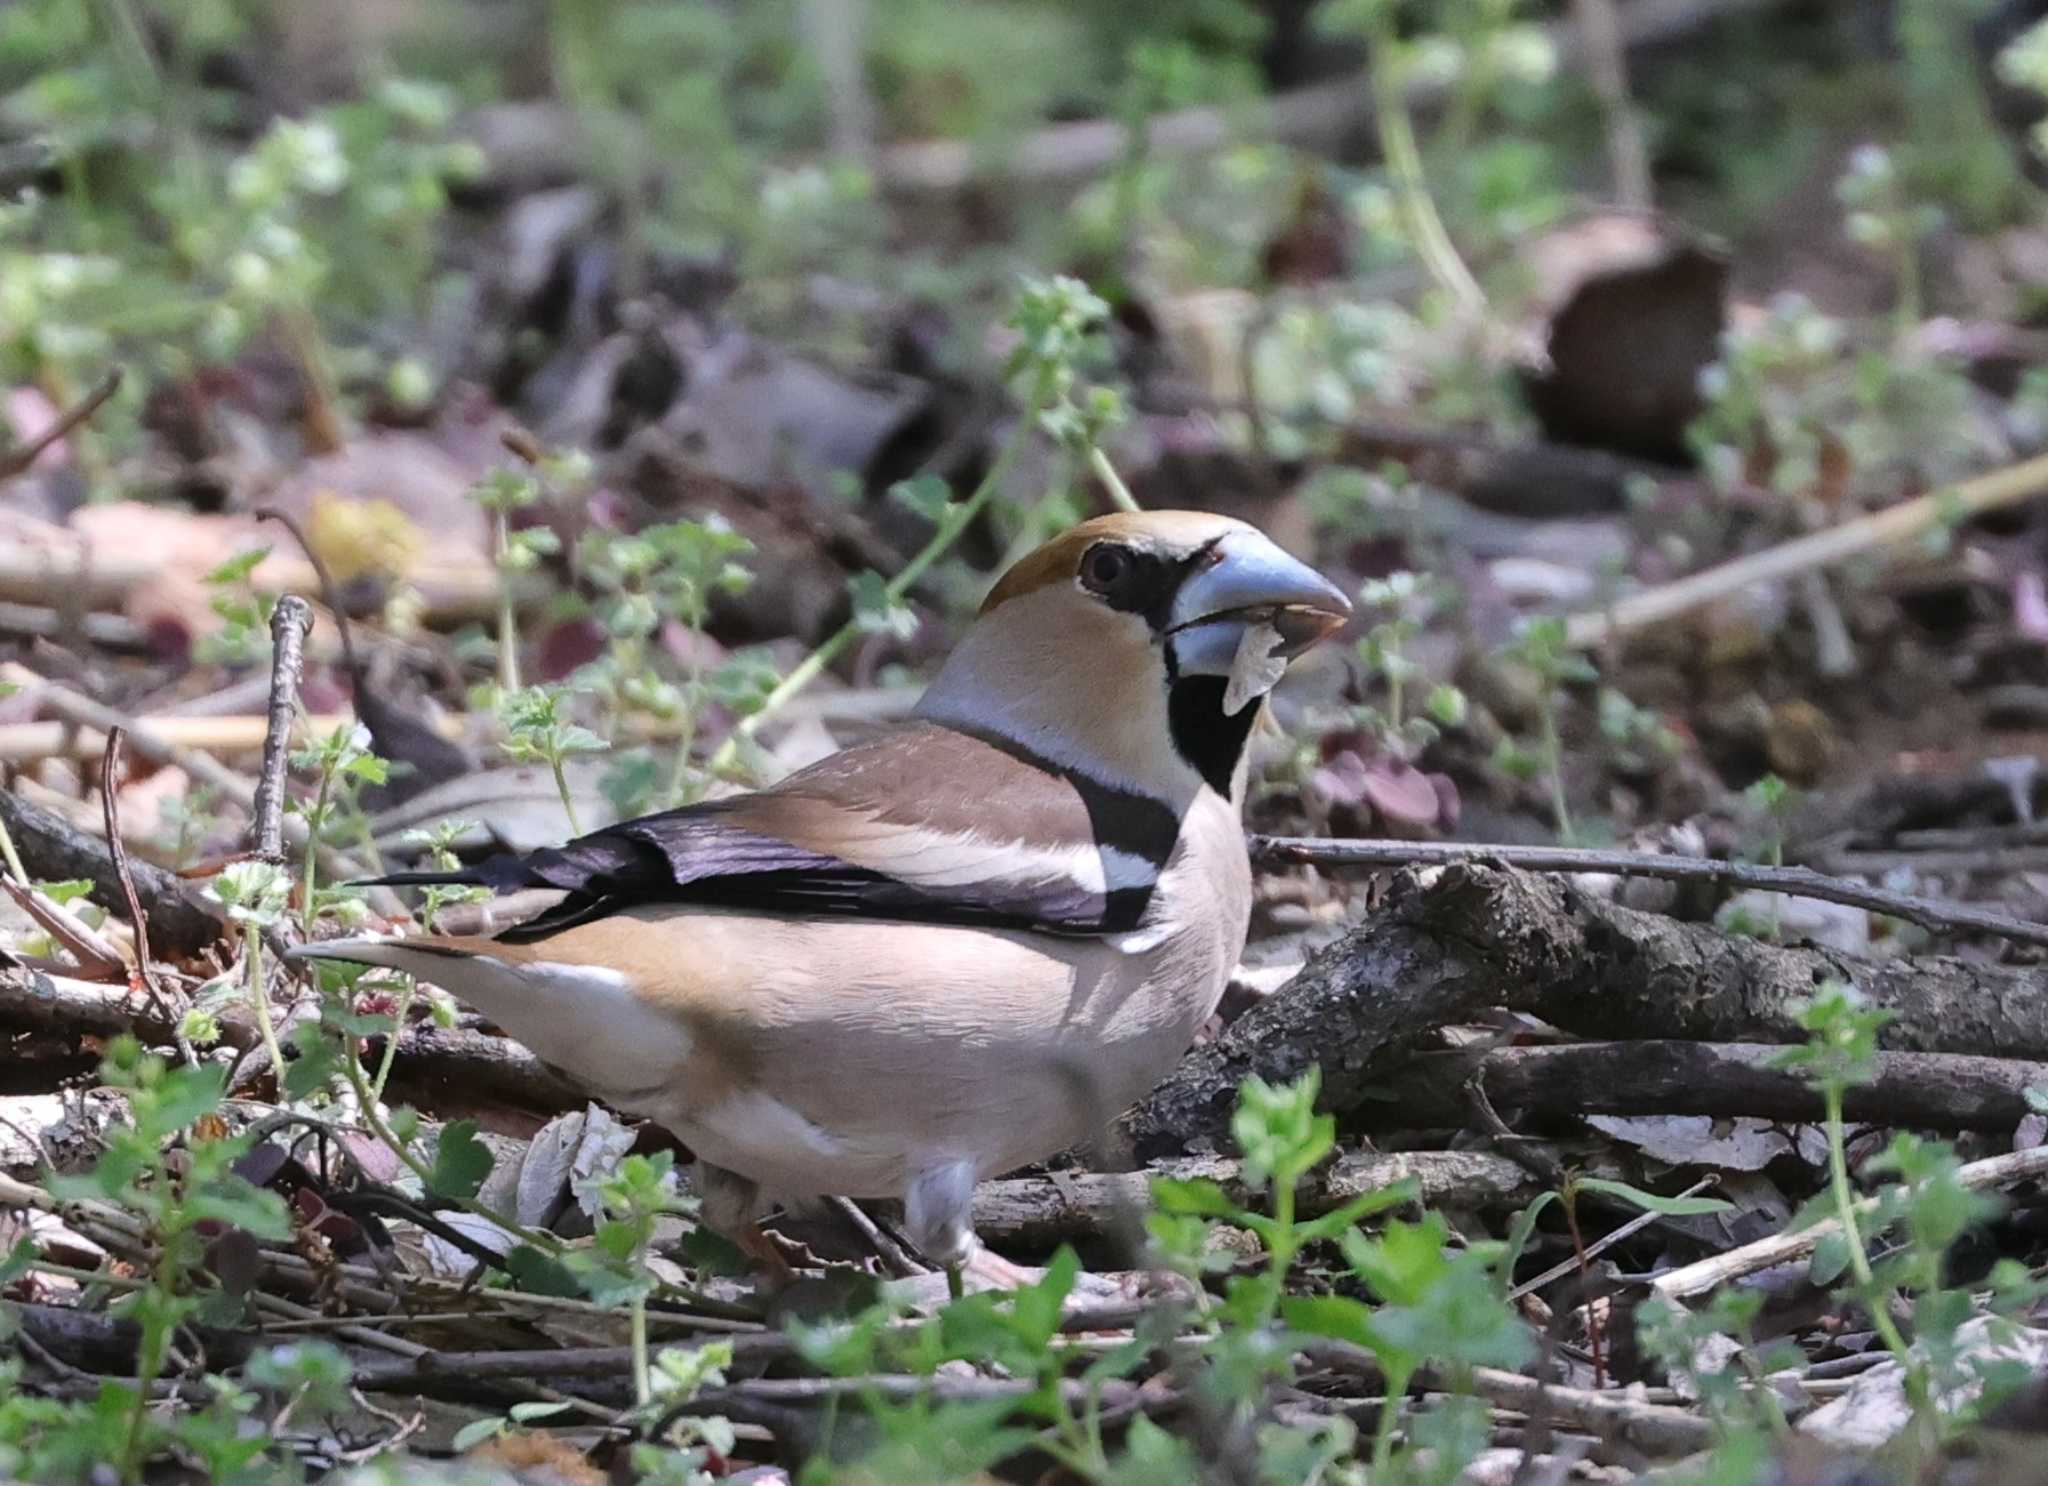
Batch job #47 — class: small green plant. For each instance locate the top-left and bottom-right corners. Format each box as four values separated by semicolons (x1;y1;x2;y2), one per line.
1771;984;1930;1444
707;274;1134;779
573;516;756;806
288;721;388;936
1492;616;1595;843
497;683;607;836
467;468;558;694
206;859;294;1090
45;1038;291;1483
1354;571;1466;761
1837;144;1943;334
194;547;277;669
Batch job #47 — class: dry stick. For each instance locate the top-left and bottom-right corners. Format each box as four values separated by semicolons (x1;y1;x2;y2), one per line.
1565;450;2048;647
247;596;314;864
1650;1142;2048;1303
1251;834;2048;949
0;368;123;480
0;712;369;764
0;663;393;911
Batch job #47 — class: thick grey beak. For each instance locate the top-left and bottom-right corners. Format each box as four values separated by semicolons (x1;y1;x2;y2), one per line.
1166;530;1351;679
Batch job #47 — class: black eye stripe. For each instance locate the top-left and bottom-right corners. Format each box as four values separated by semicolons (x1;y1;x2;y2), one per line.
1079;539;1224;631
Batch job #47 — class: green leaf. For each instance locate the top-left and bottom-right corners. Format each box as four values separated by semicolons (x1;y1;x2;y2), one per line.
502;1245;583;1297
1808;1229;1853;1288
1573;1177;1734;1218
426;1119;493;1201
1280;1293;1388;1353
1501;1192;1561;1290
509;1400;574;1423
1150;1175;1243;1220
205;546;272;586
0;1237;38;1286
450;1417;507;1452
1290;1178;1421;1247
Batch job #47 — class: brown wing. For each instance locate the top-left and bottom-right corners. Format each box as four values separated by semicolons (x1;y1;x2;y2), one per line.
366;723;1183;943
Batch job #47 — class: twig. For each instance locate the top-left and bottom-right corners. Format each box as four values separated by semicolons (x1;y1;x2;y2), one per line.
1649;1142;2048;1302
248;596;314;864
100;728;190;1060
1250;834;2048;949
1565;451;2048;647
0;877;127;977
0;369;122;480
1508;1177;1718;1301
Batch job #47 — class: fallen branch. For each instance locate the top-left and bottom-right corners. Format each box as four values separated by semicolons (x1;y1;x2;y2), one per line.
0;789;222;959
972;1149;1542;1250
1566;450;2048;647
1250;835;2048;949
1375;1042;2048;1132
1649;1143;2048;1302
0;964;205;1046
1125;864;2048;1159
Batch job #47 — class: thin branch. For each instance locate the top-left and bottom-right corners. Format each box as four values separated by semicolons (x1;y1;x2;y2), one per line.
43;754;194;998
1250;834;2048;949
1565;451;2048;647
0;369;122;480
1649;1142;2048;1302
248;595;314;864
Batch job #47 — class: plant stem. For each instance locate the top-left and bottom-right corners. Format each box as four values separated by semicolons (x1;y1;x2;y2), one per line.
299;775;331;938
1088;445;1142;514
706;385;1051;776
494;509;520;694
1370;1361;1414;1475
630;1286;651;1409
118;1240;180;1484
246;927;289;1093
368;976;417;1104
549;752;583;837
1538;697;1574;844
0;811;28;885
1363;17;1485;317
1823;1083;1929;1425
340;1034;566;1258
664;618;709;808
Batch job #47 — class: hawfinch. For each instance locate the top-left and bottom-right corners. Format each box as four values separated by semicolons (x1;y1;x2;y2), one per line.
292;511;1349;1287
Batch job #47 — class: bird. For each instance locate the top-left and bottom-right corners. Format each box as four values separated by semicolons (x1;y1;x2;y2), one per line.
289;510;1350;1291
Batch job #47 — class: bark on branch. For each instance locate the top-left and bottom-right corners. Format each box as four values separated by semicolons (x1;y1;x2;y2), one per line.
1123;864;2048;1159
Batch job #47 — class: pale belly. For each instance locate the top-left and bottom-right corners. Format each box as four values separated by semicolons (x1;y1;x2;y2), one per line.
456;893;1241;1205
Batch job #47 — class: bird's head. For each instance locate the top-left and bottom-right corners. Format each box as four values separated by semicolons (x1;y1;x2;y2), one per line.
917;511;1351;803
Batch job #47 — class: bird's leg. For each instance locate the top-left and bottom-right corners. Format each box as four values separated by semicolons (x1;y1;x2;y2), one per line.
694;1161;799;1290
907;1159;979;1298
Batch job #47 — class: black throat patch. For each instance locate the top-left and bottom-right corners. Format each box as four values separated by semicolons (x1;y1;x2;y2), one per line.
1168;676;1259;795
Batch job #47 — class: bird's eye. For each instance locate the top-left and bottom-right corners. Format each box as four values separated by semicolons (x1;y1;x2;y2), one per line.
1079;543;1135;595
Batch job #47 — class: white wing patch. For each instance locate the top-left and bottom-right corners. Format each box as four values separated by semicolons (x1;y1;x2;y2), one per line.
834;817;1156;897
